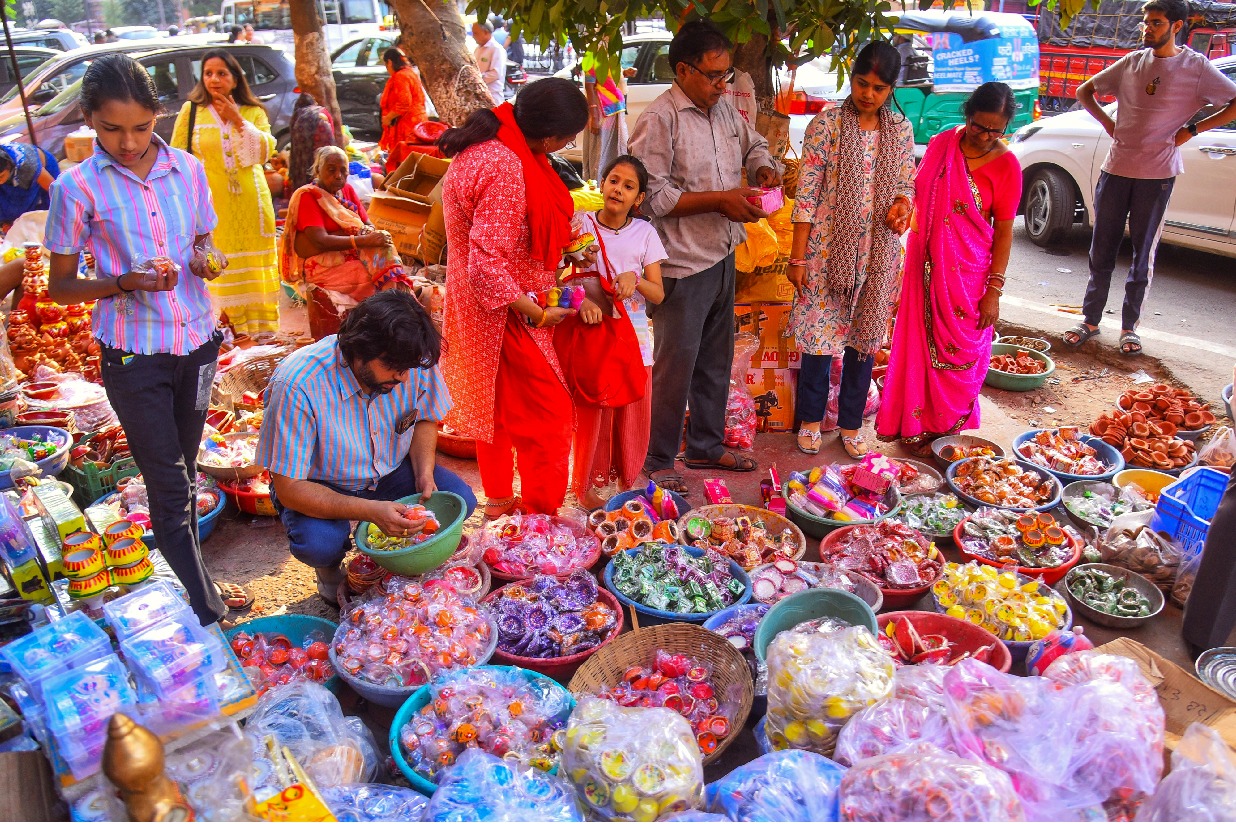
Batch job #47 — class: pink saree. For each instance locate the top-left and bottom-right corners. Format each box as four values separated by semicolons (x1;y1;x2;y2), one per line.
876;126;995;445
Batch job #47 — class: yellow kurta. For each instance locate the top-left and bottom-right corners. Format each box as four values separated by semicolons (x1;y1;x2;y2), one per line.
173;101;280;335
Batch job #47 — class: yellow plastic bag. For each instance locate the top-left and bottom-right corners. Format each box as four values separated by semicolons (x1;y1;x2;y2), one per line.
767;197;795;258
571;183;605;213
735;219;778;273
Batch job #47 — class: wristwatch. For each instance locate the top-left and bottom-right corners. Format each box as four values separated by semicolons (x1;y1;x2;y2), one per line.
1187;123;1199;137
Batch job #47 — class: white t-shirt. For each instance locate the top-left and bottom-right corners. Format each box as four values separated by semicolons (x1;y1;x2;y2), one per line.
581;213;668;366
1091;47;1236;178
474;40;507;104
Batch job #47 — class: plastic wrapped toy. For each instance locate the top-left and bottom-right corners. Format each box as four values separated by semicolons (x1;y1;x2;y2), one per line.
478;514;601;579
838;742;1025;821
610;544;745;615
833;697;954;767
1024;626;1093;676
765;624;895;756
423;748;584;822
229;628;335;693
1136;723;1236;822
561;696;704;821
704;749;846;822
397;666;572;781
724;334;759;451
321;783;430;822
491;570;618;659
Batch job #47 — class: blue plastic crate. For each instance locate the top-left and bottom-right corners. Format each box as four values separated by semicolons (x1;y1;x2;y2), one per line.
1150;467;1229;559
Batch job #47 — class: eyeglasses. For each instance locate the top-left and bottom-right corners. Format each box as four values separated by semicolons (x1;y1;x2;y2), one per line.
687;63;736;87
967;119;1007;138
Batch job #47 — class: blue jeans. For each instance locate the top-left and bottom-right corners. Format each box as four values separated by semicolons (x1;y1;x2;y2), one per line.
273;459;477;568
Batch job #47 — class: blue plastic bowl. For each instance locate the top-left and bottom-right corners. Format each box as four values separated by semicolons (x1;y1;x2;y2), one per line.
1011;429;1125;483
389;665;575;795
946;456;1063;513
603;545;752;626
704;602;770;716
90;486;225;550
603;488;692;517
0;425;72;489
224;614;341;693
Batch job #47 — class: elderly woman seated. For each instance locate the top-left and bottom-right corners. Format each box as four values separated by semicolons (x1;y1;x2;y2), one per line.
281;146;413;338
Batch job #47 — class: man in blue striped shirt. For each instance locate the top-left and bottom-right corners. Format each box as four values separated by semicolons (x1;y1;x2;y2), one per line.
256;291;477;604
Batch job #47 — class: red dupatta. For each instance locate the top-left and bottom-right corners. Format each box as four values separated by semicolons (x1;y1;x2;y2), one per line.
492;102;574;271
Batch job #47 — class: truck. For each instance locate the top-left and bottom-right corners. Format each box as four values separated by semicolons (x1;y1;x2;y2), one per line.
1037;0;1236;113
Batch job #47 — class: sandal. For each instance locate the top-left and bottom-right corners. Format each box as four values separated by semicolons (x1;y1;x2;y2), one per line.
1063;323;1100;348
797;428;822;455
840;432;869;459
1119;331;1143;356
644;468;690;496
483;495;523;521
215;581;252;611
682;450;758;473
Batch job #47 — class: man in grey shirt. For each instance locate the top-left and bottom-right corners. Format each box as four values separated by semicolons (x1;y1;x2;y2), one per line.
628;19;780;494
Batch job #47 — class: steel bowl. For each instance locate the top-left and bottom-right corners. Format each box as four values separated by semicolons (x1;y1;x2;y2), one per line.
1061;562;1164;629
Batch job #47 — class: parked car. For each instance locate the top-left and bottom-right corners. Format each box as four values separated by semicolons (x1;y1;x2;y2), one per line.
0;43;169;125
0;47;59;98
1009;55;1236;258
330;35;442;142
5;28;89;51
0;44;299;160
109;26;162;40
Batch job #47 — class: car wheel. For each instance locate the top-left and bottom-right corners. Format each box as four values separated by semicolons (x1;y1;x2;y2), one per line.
1024;167;1075;248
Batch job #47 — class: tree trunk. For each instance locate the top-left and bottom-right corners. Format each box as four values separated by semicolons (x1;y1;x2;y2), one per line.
289;0;344;146
732;29;789;156
388;0;496;127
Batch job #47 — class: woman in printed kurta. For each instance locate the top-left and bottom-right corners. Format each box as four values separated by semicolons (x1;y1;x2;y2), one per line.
439;78;589;519
173;50;280;335
787;41;915;459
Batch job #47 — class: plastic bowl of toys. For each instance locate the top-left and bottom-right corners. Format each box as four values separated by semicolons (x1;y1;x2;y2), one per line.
218;472;276;516
1011;428;1125;483
1061;480;1155;534
1062;563;1164;630
930;435;1006;471
753;587;879;662
748;559;883;614
0;425;72;489
603;544;752;626
224;614;341;693
985;343;1055;391
90;479;225;549
782;483;903;541
819;523;945;611
953;512;1082;587
876;610;1012;673
946;456;1063;513
605;487;691;517
196;431;265;481
676;504;807;569
353;491;467;576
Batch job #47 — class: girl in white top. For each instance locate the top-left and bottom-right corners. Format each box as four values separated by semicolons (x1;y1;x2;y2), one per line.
572;155;666;509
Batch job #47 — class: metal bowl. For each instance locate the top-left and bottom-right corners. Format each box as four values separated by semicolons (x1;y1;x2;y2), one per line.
1061;562;1164;629
1060;480;1121;534
931;435;1005;472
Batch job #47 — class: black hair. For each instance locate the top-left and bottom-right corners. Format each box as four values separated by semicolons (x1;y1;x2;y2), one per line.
964;81;1017;123
228;25;242;42
382;47;408;69
1143;0;1188;24
337;291;441;371
438;77;587;157
189;49;264;110
601;154;648;194
668;19;732;74
80;53;160;115
852;40;901;88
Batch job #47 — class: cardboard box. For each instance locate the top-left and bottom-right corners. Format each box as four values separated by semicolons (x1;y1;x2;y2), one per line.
63;130;95;163
376;150;449;263
367;191;433;259
385;150;449;202
745;368;797;432
735;303;800;369
1097;637;1236;760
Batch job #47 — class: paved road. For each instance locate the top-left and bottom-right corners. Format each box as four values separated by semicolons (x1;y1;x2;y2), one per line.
999;223;1235;407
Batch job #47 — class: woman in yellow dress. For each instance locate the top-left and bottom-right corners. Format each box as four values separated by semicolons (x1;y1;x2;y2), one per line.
173;49;280;334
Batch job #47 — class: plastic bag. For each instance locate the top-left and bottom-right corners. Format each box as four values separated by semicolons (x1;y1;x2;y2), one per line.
348;160;375;208
765;624;895;756
1173;548;1201;608
704;749;846;821
1199;426;1236;471
724;333;760;451
734;219;778;272
1098;515;1182;593
1136;723;1236;821
189;236;228;280
322;783;430;822
839;742;1025;822
833;697;954;767
244;681;377;787
560;696;704;821
423;748;583;822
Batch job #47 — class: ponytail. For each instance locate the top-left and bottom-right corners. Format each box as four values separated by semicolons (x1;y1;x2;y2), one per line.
437;108;501;157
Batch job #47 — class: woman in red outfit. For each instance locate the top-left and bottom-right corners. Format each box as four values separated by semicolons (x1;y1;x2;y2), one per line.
439;78;589;519
379;48;428;157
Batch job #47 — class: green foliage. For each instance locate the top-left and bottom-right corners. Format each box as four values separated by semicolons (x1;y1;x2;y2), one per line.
468;0;898;80
1026;0;1092;29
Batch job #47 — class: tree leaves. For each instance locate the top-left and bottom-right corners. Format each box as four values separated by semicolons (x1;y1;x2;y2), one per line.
1033;0;1095;29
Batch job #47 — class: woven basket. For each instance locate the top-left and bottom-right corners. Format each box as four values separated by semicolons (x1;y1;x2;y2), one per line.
677;504;807;568
782;156;800;200
213;352;286;410
567;622;754;765
437;425;477;460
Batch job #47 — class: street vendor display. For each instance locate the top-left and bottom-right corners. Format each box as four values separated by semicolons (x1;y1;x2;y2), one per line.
785;459;902;527
590;502;680;555
679;506;803;571
892;492;968;539
423;749;583;821
606;544;748;618
1063;481;1154;531
229;625;336;693
876;612;1006;670
819;521;944;604
488;570;619;661
1014;426;1123;480
1090;408;1197;472
931;561;1070;648
1116;384;1217;437
750;559;867;605
947;456;1061;511
955;508;1080;577
6;244;99;379
478;514;601;580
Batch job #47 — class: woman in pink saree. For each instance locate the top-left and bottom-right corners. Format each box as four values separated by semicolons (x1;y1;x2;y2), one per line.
876;83;1022;456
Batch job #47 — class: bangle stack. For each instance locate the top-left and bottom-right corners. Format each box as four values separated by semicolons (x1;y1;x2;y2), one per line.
986;272;1006;295
787;258;808;269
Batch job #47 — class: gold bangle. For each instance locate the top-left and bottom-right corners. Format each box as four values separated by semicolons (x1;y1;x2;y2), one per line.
987;284;1003;295
534;310;549;328
350;235;357;250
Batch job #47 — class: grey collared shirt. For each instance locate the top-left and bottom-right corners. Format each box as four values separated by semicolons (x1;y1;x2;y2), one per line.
629;83;778;279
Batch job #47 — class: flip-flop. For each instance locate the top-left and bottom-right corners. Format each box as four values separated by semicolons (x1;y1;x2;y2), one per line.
1119;331;1143;356
215;581;252;611
841;433;869;459
797;428;822;455
1063;323;1100;348
682;450;758;473
644;468;690;495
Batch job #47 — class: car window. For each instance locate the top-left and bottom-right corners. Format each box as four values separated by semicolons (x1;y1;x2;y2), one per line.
191;55;278;89
146;59;180;103
1216;67;1236;131
17;53;50;76
333;40;364;68
39;61;89;100
648;43;674;83
1191;66;1236;131
36;78;83;117
356;38;377;67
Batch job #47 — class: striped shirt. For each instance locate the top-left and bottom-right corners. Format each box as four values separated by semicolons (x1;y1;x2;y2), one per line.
44;135;218;355
255;336;452;492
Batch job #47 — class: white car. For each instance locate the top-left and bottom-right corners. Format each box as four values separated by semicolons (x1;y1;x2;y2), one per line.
1009;55;1236;257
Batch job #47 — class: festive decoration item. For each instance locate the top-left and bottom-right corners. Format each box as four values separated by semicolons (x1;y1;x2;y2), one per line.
949;457;1058;510
478;514;600;580
608;544;746;615
931;562;1070;644
422;749;584;822
820;522;943;591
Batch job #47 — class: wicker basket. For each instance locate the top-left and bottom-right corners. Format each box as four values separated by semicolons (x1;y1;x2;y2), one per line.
197;432;266;481
213;352;286;410
567;622;754;765
677;504;807;567
782;156;800;200
437;425;477;460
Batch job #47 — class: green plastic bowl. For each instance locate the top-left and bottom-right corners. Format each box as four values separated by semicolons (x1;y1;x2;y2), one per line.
753;587;878;662
984;343;1056;392
353;491;466;576
782;482;903;540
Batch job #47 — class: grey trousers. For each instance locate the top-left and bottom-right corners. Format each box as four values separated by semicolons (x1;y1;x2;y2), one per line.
644;254;736;473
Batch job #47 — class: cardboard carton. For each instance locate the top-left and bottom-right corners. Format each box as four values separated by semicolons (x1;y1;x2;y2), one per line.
745;368;796;432
377;151;448;263
367;191;433;259
385;151;449;201
735;303;800;369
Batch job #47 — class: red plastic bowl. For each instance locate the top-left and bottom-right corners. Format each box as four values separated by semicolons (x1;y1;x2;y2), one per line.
487;534;603;583
878;610;1013;673
952;517;1082;587
218;473;276;516
481;578;624;683
819;525;945;612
